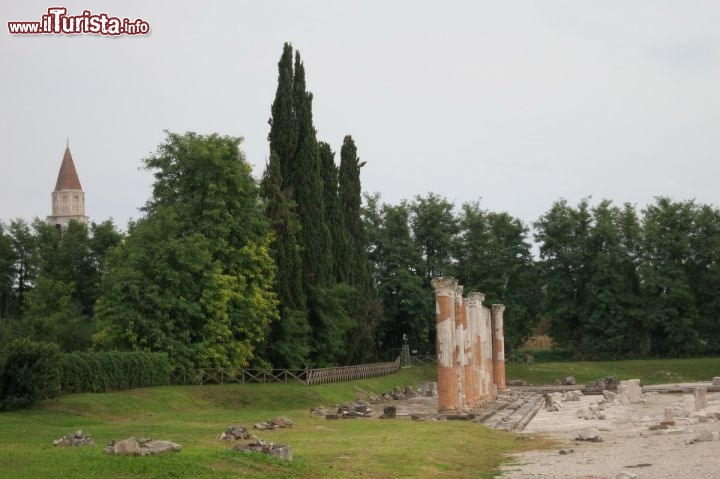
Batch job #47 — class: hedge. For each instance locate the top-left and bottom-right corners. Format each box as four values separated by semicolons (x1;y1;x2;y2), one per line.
60;351;172;394
0;338;63;411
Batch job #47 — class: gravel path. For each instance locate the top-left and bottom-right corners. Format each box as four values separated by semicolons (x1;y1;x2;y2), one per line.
499;386;720;479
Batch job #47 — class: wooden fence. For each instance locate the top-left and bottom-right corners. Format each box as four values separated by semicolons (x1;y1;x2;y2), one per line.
505;354;534;365
171;357;401;386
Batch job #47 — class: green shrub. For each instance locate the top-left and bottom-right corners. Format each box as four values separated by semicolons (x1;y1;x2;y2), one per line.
61;351;171;394
0;338;62;410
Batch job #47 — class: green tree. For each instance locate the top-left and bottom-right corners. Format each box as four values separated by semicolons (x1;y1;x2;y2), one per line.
95;132;278;368
260;150;310;368
638;198;700;355
364;195;430;355
337;136;382;363
410;193;458;281
534;199;593;355
454;202;540;349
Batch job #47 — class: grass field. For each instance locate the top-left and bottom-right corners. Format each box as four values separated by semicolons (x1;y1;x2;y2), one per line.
3;357;719;478
0;364;545;479
506;356;720;386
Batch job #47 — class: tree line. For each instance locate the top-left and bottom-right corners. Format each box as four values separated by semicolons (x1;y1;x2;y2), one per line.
1;43;719;367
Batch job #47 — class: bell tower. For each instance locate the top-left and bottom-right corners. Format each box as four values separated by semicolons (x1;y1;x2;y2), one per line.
47;142;88;228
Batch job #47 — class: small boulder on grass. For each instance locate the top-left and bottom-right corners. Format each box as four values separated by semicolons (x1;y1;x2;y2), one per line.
233;439;292;461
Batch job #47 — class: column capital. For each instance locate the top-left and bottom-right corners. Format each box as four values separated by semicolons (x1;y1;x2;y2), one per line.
431;277;457;296
491;303;505;314
466;292;485;306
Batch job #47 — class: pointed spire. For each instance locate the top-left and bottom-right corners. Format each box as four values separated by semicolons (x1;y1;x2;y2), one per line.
54;144;82;191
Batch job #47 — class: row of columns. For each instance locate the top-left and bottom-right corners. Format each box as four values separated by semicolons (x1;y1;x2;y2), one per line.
431;277;506;413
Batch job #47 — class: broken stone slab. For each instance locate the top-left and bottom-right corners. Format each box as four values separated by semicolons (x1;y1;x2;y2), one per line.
618;379;642;403
713;377;720;386
565;376;576;385
53;430;96;447
575;409;592;420
602;390;616;401
693;430;714;442
694;387;708;410
616;473;638;479
575;427;602;442
233;439;292;461
105;437;182;456
220;426;250;440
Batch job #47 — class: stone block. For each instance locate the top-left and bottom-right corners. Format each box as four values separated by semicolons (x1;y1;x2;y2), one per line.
695;387;708;410
618;379;642;403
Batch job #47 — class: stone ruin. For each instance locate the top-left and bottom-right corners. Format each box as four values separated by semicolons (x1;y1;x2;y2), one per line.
105;437;182;456
431;277;507;413
53;430;95;447
219;419;293;461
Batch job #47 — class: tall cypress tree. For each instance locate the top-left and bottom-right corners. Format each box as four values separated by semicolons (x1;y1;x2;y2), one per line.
319;141;346;282
260;150;310;367
268;43;297;186
291;52;332;287
338;135;382;362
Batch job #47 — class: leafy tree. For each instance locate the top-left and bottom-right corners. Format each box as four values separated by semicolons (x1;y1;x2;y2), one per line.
95;132;278;368
534;199;592;355
364;195;430;355
410;193;458;281
455;202;540;349
638;198;700;355
0;224;13;320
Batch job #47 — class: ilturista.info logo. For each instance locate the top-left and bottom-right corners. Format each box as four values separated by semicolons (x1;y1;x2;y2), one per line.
8;7;150;36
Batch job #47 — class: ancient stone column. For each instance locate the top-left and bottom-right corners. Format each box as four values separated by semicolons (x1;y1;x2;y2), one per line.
432;277;457;413
467;292;484;406
461;296;475;410
491;304;506;393
483;305;494;401
454;284;466;411
695;387;708;410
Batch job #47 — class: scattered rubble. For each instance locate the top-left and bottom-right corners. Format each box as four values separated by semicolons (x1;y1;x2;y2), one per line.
219;426;251;441
330;401;373;419
233;439;292;461
105;437;182;456
586;376;619;390
53;430;95;447
379;405;397;419
254;416;294;430
564;376;576;386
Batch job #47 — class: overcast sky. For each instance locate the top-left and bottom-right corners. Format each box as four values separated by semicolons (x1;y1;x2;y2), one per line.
2;1;719;234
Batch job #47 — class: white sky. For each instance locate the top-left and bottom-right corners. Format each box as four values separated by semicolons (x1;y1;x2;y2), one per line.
2;1;719;231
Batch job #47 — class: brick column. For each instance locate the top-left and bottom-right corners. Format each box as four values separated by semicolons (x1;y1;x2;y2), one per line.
431;277;457;413
491;304;506;393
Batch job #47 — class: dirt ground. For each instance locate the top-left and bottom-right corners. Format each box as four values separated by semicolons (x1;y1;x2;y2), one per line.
499;385;720;479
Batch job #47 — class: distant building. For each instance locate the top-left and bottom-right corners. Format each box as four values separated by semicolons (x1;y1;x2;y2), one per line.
47;144;88;228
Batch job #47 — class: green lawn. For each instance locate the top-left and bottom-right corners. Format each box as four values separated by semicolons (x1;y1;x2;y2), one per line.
4;357;717;478
507;356;720;386
0;365;545;479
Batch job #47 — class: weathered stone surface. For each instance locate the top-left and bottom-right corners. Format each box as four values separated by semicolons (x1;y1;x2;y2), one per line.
693;430;713;442
380;405;397;419
575;427;602;442
220;426;250;440
616;472;638;479
664;407;674;422
603;390;616;400
53;430;96;447
233;439;292;461
713;377;720;386
618;379;641;403
105;437;181;456
565;376;576;386
142;440;182;455
694;387;708;410
337;401;373;418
